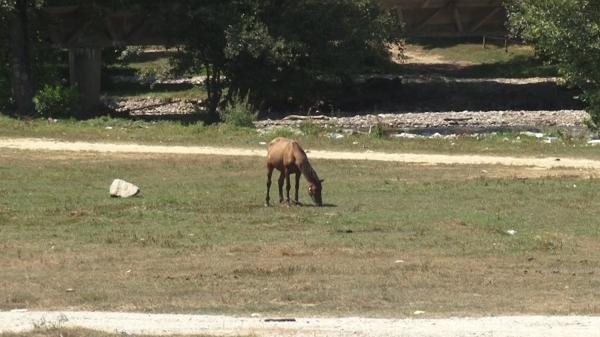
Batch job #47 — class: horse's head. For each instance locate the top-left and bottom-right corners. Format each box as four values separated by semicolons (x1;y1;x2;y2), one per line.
308;179;324;206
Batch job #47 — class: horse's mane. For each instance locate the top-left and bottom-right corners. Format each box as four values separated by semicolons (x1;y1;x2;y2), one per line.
299;159;321;187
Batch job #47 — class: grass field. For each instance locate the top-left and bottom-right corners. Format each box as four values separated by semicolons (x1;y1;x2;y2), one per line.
1;149;600;316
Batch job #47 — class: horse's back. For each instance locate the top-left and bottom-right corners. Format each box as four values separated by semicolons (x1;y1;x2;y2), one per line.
267;137;304;168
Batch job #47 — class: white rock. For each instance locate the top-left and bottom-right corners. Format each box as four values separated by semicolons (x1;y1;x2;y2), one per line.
588;140;600;146
506;230;517;236
520;131;544;138
391;132;422;139
110;179;140;198
413;311;426;315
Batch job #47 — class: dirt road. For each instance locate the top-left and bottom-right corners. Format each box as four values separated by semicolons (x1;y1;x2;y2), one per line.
2;137;600;169
1;311;600;337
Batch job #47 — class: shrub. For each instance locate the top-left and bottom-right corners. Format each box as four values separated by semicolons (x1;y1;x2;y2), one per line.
33;85;79;118
219;95;257;128
370;122;385;139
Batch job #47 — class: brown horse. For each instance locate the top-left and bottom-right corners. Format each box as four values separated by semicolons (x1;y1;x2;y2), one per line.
266;137;324;206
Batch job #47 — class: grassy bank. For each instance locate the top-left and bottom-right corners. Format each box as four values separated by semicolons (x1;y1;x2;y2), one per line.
1;149;599;316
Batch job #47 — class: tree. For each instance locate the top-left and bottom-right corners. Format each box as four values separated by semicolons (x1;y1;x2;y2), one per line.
170;0;403;122
0;1;13;110
1;0;37;116
507;0;600;126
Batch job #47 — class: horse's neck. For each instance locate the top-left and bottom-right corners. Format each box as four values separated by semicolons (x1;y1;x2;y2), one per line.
299;159;319;185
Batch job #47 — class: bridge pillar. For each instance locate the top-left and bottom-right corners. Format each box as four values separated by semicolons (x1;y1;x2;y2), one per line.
69;48;102;118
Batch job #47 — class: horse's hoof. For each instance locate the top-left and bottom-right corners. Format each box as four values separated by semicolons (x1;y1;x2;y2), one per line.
265;203;271;207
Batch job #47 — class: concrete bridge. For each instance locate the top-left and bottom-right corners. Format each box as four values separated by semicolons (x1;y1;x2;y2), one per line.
42;0;507;114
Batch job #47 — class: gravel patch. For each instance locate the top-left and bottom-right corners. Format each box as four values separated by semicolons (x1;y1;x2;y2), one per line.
1;311;599;337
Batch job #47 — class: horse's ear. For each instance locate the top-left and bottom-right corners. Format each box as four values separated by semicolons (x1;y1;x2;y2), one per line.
320;179;325;183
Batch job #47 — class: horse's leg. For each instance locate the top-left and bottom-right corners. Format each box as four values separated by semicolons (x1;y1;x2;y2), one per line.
285;168;291;204
265;164;274;206
294;172;301;205
277;171;285;203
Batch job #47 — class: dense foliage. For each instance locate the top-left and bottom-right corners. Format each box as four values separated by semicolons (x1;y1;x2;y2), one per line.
508;0;600;126
1;0;67;116
169;0;403;121
2;0;402;120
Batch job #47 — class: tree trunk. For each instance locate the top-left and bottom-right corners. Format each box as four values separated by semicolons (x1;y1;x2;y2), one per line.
69;48;102;118
204;65;222;123
8;0;35;117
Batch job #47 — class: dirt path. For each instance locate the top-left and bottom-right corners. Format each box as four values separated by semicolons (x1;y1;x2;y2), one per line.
2;311;600;337
1;137;600;169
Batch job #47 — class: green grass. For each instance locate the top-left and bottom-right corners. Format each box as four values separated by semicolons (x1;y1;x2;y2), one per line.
398;39;558;78
407;40;535;65
1;149;600;316
0;115;597;159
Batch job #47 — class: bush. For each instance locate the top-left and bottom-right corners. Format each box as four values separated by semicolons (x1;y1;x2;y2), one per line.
219;95;257;128
33;85;79;118
370;122;385;139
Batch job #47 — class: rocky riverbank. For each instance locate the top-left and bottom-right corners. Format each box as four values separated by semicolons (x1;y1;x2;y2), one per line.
254;110;590;135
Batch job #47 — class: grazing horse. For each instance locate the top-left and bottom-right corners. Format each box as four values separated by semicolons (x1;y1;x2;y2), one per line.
266;137;324;206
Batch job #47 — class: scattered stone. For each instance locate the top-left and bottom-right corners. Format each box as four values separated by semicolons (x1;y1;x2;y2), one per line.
413;311;426;315
65;288;75;292
110;179;140;198
394;260;405;264
251;313;261;317
103;97;205;116
506;230;517;236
